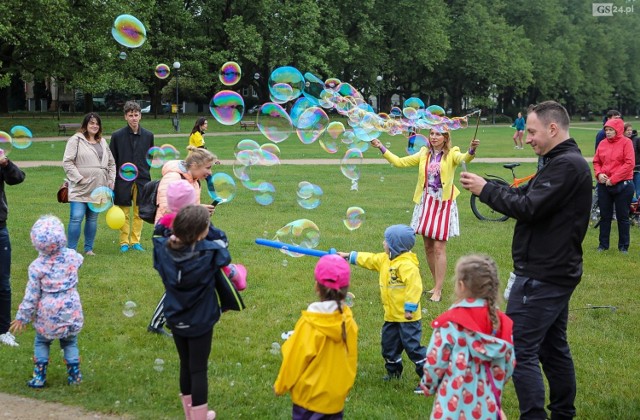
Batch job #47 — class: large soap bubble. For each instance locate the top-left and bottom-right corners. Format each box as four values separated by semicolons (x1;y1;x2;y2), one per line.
112;14;146;48
219;61;241;86
273;219;321;257
209;91;245;126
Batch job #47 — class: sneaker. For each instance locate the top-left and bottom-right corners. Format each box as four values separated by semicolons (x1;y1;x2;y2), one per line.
0;332;19;347
132;244;145;251
120;244;129;253
414;384;424;394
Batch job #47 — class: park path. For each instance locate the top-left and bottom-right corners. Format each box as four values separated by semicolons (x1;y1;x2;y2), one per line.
0;392;129;419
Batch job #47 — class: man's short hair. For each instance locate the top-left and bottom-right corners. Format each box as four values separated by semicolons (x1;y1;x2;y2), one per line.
606;109;621;119
528;101;570;130
123;101;141;114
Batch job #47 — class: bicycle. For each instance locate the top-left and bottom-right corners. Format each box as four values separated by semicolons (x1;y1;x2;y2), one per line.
589;184;640;228
470;163;536;221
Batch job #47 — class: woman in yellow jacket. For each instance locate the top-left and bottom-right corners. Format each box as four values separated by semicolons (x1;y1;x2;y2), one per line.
371;128;479;302
188;117;208;149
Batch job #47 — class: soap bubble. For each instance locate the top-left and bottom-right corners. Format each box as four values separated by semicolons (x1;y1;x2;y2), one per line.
219;61;241;86
345;292;355;307
273;219;320;257
209;91;245;126
123;301;137;318
112;14;146;48
119;162;138;181
207;173;237;203
340;148;363;181
153;358;165;372
155;64;170;79
10;126;33;149
146;146;165;168
343;207;365;231
270;342;281;355
87;186;113;213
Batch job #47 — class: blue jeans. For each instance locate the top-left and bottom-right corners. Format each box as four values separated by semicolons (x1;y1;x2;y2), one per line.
597;181;634;250
0;227;11;334
68;202;99;252
34;333;79;364
506;276;576;420
633;172;640;202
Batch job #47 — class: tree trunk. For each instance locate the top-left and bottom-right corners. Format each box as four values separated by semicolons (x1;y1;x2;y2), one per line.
84;92;93;113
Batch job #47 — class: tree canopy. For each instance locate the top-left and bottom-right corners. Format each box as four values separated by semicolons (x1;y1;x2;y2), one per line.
2;0;639;116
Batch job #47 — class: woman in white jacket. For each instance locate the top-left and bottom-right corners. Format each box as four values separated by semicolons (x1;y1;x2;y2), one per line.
62;113;116;255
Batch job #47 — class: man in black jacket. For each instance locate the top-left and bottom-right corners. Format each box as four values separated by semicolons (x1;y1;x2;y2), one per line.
109;101;154;252
460;101;591;420
0;152;25;347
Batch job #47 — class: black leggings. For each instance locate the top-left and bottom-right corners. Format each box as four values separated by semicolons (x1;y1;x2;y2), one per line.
172;329;213;406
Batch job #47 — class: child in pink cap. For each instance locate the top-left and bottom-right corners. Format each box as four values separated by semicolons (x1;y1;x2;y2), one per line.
148;180;246;338
274;254;358;419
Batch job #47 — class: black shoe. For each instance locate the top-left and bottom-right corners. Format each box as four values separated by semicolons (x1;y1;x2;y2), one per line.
147;325;173;338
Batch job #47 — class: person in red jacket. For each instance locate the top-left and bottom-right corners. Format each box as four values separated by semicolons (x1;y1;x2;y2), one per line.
593;117;635;253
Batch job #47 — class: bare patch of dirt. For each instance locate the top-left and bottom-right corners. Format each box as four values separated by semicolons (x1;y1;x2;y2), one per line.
0;393;129;419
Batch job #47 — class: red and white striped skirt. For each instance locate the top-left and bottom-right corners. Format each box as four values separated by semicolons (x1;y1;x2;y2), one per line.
410;189;459;241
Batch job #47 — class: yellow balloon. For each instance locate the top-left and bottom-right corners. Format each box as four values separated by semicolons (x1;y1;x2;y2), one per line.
106;206;125;230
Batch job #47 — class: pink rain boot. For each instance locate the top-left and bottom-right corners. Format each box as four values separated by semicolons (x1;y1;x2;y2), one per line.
190;403;216;420
180;394;192;420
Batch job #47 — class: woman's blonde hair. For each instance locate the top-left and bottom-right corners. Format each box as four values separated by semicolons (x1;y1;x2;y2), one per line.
185;145;216;168
455;254;501;333
430;128;452;157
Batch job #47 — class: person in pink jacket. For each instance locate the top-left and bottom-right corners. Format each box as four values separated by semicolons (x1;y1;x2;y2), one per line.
371;129;479;302
154;146;217;224
593;117;635;253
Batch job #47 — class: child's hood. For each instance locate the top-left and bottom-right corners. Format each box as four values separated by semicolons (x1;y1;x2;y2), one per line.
31;215;67;256
301;303;353;343
432;298;514;362
384;224;415;259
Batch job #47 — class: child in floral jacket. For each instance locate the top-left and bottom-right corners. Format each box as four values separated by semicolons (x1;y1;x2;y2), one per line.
10;215;84;388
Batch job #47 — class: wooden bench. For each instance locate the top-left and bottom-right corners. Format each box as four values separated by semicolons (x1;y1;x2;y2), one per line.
58;123;82;136
240;121;257;130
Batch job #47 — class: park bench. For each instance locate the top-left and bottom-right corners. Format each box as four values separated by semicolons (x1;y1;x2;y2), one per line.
240;121;257;130
58;123;82;136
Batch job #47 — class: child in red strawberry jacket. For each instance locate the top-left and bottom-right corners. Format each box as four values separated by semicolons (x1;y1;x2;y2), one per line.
418;254;515;420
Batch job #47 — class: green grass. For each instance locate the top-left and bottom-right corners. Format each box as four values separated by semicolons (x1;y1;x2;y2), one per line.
0;122;637;419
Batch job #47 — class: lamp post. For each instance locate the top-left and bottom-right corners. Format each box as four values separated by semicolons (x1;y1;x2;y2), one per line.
173;61;181;132
376;75;383;113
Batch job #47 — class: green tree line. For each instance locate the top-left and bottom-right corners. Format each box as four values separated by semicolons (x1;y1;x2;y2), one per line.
1;0;638;117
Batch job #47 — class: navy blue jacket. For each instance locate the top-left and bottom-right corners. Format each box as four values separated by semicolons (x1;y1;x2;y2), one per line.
153;237;231;337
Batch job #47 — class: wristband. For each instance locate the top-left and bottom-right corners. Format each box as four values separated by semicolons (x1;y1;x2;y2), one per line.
379;145;387;154
468;148;476;155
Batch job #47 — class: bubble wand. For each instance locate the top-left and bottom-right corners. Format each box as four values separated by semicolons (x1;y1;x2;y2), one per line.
461;110;481;173
255;238;337;257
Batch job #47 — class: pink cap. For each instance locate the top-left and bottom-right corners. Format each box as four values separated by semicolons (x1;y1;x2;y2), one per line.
167;180;196;213
223;263;247;291
314;254;350;290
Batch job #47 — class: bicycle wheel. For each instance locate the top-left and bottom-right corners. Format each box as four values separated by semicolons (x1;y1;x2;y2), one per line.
470;193;509;222
589;190;600;228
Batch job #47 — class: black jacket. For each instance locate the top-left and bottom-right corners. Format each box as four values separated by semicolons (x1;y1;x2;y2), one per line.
479;139;592;287
630;132;640;172
109;125;154;206
0;160;26;227
153;237;232;337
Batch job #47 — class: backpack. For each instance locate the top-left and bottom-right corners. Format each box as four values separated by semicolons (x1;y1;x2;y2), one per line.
138;180;160;224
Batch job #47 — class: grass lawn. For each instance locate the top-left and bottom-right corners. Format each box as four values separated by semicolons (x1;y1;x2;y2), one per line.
0;120;637;419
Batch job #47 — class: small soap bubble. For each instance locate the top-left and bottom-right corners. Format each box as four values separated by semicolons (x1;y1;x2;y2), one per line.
122;301;137;317
379;176;385;182
345;292;355;307
236;362;242;368
270;342;281;355
245;336;250;344
115;401;120;407
230;380;235;387
153;358;164;372
282;259;288;267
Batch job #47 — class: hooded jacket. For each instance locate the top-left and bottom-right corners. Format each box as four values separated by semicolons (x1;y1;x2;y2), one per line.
62;133;116;202
152;235;231;337
420;298;515;420
0;159;25;226
479;139;592;287
15;216;84;339
349;250;423;321
274;301;358;414
593;118;635;185
155;160;201;224
381;144;475;203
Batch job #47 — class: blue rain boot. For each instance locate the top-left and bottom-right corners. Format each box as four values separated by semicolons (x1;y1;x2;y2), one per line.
66;361;82;385
27;361;48;388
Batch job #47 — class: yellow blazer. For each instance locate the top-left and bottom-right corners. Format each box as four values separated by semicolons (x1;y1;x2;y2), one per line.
382;146;475;203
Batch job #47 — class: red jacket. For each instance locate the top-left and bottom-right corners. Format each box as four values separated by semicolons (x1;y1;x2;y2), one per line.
593;118;635;185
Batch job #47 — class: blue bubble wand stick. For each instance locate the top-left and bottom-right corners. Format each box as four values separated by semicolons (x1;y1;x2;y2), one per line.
255;238;336;257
